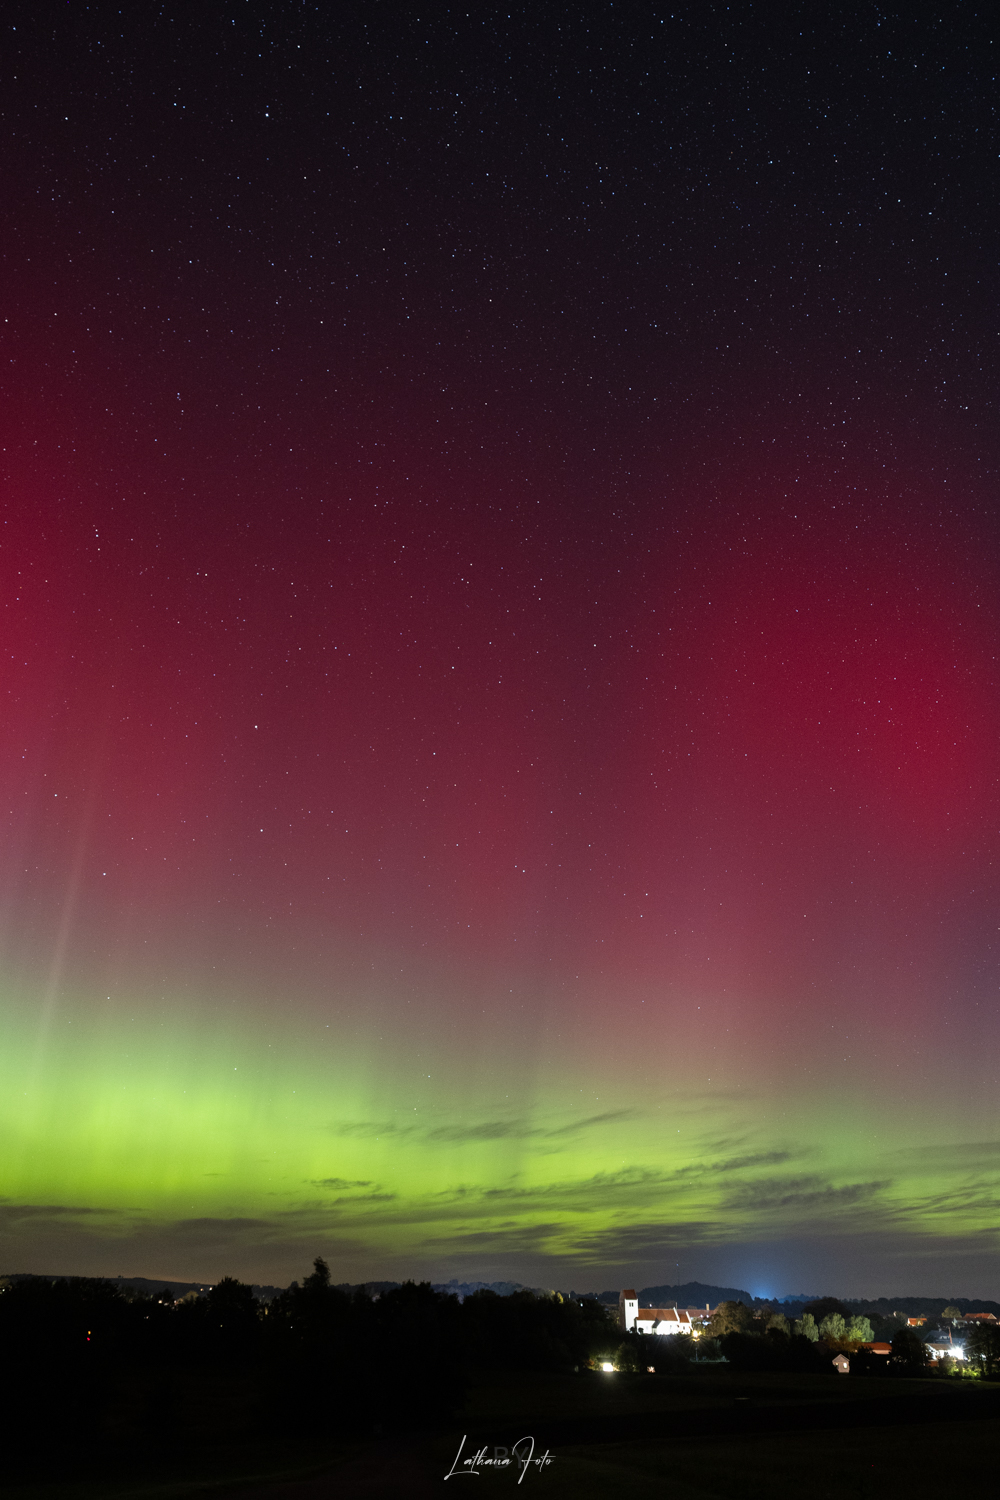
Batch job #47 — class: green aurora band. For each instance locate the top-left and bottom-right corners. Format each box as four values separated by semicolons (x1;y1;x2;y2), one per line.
4;957;997;1293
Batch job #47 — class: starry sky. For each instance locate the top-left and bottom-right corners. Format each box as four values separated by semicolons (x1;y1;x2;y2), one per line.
2;3;999;1297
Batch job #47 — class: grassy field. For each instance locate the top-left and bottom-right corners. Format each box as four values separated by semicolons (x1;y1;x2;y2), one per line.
6;1364;999;1498
437;1365;1000;1498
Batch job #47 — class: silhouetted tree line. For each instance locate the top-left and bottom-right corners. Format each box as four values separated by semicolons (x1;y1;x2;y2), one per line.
0;1261;617;1478
739;1293;1000;1321
705;1297;995;1377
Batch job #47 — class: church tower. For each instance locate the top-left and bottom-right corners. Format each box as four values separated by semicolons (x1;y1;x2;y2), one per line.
618;1287;638;1331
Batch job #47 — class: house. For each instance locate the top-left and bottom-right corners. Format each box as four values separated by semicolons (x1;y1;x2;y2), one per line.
683;1305;717;1325
926;1341;966;1361
858;1342;891;1356
618;1290;693;1335
832;1353;850;1374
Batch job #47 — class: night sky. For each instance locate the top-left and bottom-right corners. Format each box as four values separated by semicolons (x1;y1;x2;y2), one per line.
3;4;999;1297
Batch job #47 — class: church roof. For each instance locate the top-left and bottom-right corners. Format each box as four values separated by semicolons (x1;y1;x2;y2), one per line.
635;1307;692;1324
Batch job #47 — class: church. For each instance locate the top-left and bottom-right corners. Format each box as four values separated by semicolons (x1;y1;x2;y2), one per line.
618;1289;695;1335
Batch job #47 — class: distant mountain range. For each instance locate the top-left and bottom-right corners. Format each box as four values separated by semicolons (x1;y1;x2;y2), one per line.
333;1278;537;1300
3;1272;556;1302
639;1280;755;1308
6;1272;998;1316
591;1280;754;1308
430;1278;536;1299
0;1273;287;1301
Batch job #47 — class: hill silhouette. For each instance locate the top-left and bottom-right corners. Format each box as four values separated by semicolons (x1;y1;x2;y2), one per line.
640;1281;754;1308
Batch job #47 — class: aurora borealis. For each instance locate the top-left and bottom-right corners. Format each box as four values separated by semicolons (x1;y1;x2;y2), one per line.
2;6;999;1296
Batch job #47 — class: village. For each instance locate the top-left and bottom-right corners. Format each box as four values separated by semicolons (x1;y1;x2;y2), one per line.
616;1289;1000;1371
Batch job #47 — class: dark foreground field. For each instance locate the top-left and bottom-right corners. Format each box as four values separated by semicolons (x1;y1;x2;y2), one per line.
7;1365;999;1500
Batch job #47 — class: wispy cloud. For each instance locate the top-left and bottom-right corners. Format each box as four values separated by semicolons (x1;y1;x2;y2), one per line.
543;1110;640;1138
425;1110;639;1145
331;1110;641;1148
312;1178;375;1190
567;1219;725;1263
425;1121;527;1143
418;1221;567;1256
721;1176;891;1216
6;1140;982;1282
0;1201;124;1226
172;1217;274;1234
675;1150;796;1178
305;1191;398;1208
890;1141;1000;1171
333;1121;413;1139
897;1179;1000;1223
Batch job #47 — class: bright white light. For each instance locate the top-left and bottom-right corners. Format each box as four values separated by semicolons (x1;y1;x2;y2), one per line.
601;1361;615;1372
